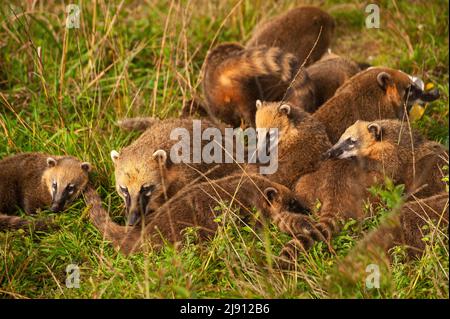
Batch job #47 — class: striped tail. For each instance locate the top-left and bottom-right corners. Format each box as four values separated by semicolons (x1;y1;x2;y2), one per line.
117;117;160;132
0;214;54;232
211;44;299;85
277;211;343;268
83;185;140;255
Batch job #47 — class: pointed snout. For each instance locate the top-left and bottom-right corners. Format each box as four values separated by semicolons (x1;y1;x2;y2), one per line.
50;201;65;213
322;144;344;160
127;210;141;226
419;88;440;102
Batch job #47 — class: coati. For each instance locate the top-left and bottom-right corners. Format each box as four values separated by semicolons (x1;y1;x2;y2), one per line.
348;192;449;260
312;67;440;143
111;117;243;226
201;7;335;128
280;119;447;262
202;43;298;127
246;6;335;66
0;152;91;231
255;100;331;188
302;53;362;112
84;174;311;255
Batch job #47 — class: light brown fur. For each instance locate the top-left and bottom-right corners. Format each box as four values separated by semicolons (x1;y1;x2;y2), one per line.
84;174;311;255
279;120;447;262
0;152;91;231
112;117;243;225
255;101;331;188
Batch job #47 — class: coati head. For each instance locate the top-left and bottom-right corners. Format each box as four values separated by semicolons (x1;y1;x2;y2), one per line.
365;67;439;118
261;185;310;216
323;119;420;160
42;157;91;212
255;100;310;148
111;149;170;226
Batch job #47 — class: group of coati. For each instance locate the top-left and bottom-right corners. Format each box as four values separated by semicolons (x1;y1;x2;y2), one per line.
1;7;448;270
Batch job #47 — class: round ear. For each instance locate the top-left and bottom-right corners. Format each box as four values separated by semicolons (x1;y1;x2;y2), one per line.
377;72;393;90
152;149;167;163
81;162;92;172
367;122;382;141
264;187;278;203
256;99;262;110
278;104;291;115
47;157;57;167
111;150;120;163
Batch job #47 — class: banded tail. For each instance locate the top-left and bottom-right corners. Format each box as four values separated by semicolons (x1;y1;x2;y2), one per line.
117;117;160;132
0;214;54;232
207;44;299;85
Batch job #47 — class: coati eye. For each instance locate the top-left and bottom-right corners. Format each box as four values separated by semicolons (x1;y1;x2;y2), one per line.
288;198;309;214
66;184;75;194
141;184;155;197
120;185;129;196
52;181;57;191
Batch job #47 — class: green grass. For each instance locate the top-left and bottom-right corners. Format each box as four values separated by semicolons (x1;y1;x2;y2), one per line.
0;0;448;298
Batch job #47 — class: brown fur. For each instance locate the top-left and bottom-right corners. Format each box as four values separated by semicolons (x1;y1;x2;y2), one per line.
202;43;298;127
313;67;426;143
353;192;449;259
278;119;447;262
255;101;331;188
303;55;361;111
84;174;311;255
0;152;91;231
246;6;335;66
112;117;243;225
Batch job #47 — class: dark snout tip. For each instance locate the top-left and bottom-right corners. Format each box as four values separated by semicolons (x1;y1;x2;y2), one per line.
321;150;332;160
50;203;64;213
127;212;141;226
422;88;440;102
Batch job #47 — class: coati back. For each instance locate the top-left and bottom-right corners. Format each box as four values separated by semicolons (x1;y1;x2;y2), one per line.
0;152;91;231
202;43;298;127
85;174;311;255
255;100;331;188
280;119;447;263
246;6;335;66
303;54;361;111
312;67;440;143
111;117;241;225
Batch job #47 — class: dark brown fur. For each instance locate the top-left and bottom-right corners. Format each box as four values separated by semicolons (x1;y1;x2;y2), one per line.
246;6;335;66
85;174;311;255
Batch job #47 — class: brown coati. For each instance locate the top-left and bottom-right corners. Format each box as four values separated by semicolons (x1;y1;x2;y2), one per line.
280;119;447;262
85;174;311;255
112;117;245;226
254;100;331;188
0;152;91;231
302;53;362;112
348;192;449;260
246;6;335;66
312;67;440;143
202;43;299;127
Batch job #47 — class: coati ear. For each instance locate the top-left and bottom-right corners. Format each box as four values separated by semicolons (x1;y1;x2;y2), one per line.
367;123;382;141
152;149;167;164
81;162;92;172
111;150;120;163
278;104;291;115
256;99;262;110
47;157;57;167
377;72;393;90
264;187;278;203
